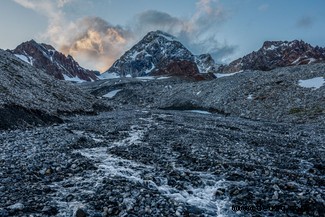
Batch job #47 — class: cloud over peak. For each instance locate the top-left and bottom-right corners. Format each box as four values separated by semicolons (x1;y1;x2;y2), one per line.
13;0;236;72
60;17;132;72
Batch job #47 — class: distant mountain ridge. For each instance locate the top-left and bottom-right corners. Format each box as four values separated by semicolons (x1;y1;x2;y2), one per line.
10;37;325;80
11;40;98;82
220;40;325;72
102;30;218;80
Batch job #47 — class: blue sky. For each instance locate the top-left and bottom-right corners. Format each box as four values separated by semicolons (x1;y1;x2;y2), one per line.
1;0;324;71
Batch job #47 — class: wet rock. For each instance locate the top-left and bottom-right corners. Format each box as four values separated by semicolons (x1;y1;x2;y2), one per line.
45;168;53;175
214;188;226;197
0;208;9;217
42;206;58;215
75;208;88;217
7;203;24;211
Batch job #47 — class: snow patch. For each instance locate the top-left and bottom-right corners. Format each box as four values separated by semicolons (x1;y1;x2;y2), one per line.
145;63;155;74
102;89;122;98
189;110;212;115
130;51;141;60
266;45;277;50
157;76;170;80
100;72;120;79
48;49;56;62
15;54;33;65
292;57;301;65
136;76;155;80
63;74;86;83
298;77;325;89
308;58;316;64
215;71;241;78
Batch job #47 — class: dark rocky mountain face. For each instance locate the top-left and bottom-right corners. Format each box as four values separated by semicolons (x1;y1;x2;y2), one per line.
103;30;218;80
151;60;216;81
220;40;325;72
11;40;98;81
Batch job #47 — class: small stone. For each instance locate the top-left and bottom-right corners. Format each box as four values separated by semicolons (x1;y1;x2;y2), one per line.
273;184;280;191
66;194;74;202
8;203;24;211
215;188;225;197
187;206;202;214
39;168;47;175
71;164;77;169
45;168;53;175
145;206;151;213
297;192;304;197
272;191;279;200
0;208;9;217
75;208;87;217
42;206;58;215
286;182;297;190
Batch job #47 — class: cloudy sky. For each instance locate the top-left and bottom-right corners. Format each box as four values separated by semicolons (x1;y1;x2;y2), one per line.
1;0;324;72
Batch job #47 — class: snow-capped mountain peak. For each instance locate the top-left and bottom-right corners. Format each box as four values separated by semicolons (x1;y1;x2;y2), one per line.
102;30;217;79
11;40;98;82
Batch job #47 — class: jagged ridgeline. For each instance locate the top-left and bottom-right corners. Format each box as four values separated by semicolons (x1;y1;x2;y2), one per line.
10;40;99;82
219;40;325;72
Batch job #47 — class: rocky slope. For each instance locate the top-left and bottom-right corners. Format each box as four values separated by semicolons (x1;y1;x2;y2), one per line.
220;40;325;72
0;49;98;129
11;40;98;81
87;63;325;124
102;30;217;79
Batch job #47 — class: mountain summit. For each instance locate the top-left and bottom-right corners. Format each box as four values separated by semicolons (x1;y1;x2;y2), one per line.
220;40;325;72
102;30;217;79
11;40;98;82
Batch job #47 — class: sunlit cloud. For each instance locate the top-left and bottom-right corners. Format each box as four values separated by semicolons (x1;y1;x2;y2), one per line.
59;17;132;72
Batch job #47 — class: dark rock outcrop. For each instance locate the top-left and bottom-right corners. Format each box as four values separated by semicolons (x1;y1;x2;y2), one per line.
151;60;215;81
11;40;98;81
0;104;63;130
220;40;325;72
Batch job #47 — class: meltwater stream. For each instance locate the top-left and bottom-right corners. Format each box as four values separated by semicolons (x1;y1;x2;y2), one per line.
48;117;231;216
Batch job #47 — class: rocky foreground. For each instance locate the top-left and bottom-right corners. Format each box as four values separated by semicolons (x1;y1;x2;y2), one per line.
0;108;324;217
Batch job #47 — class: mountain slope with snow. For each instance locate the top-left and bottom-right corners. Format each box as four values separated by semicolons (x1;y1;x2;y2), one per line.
102;30;218;79
220;40;325;72
11;40;98;82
